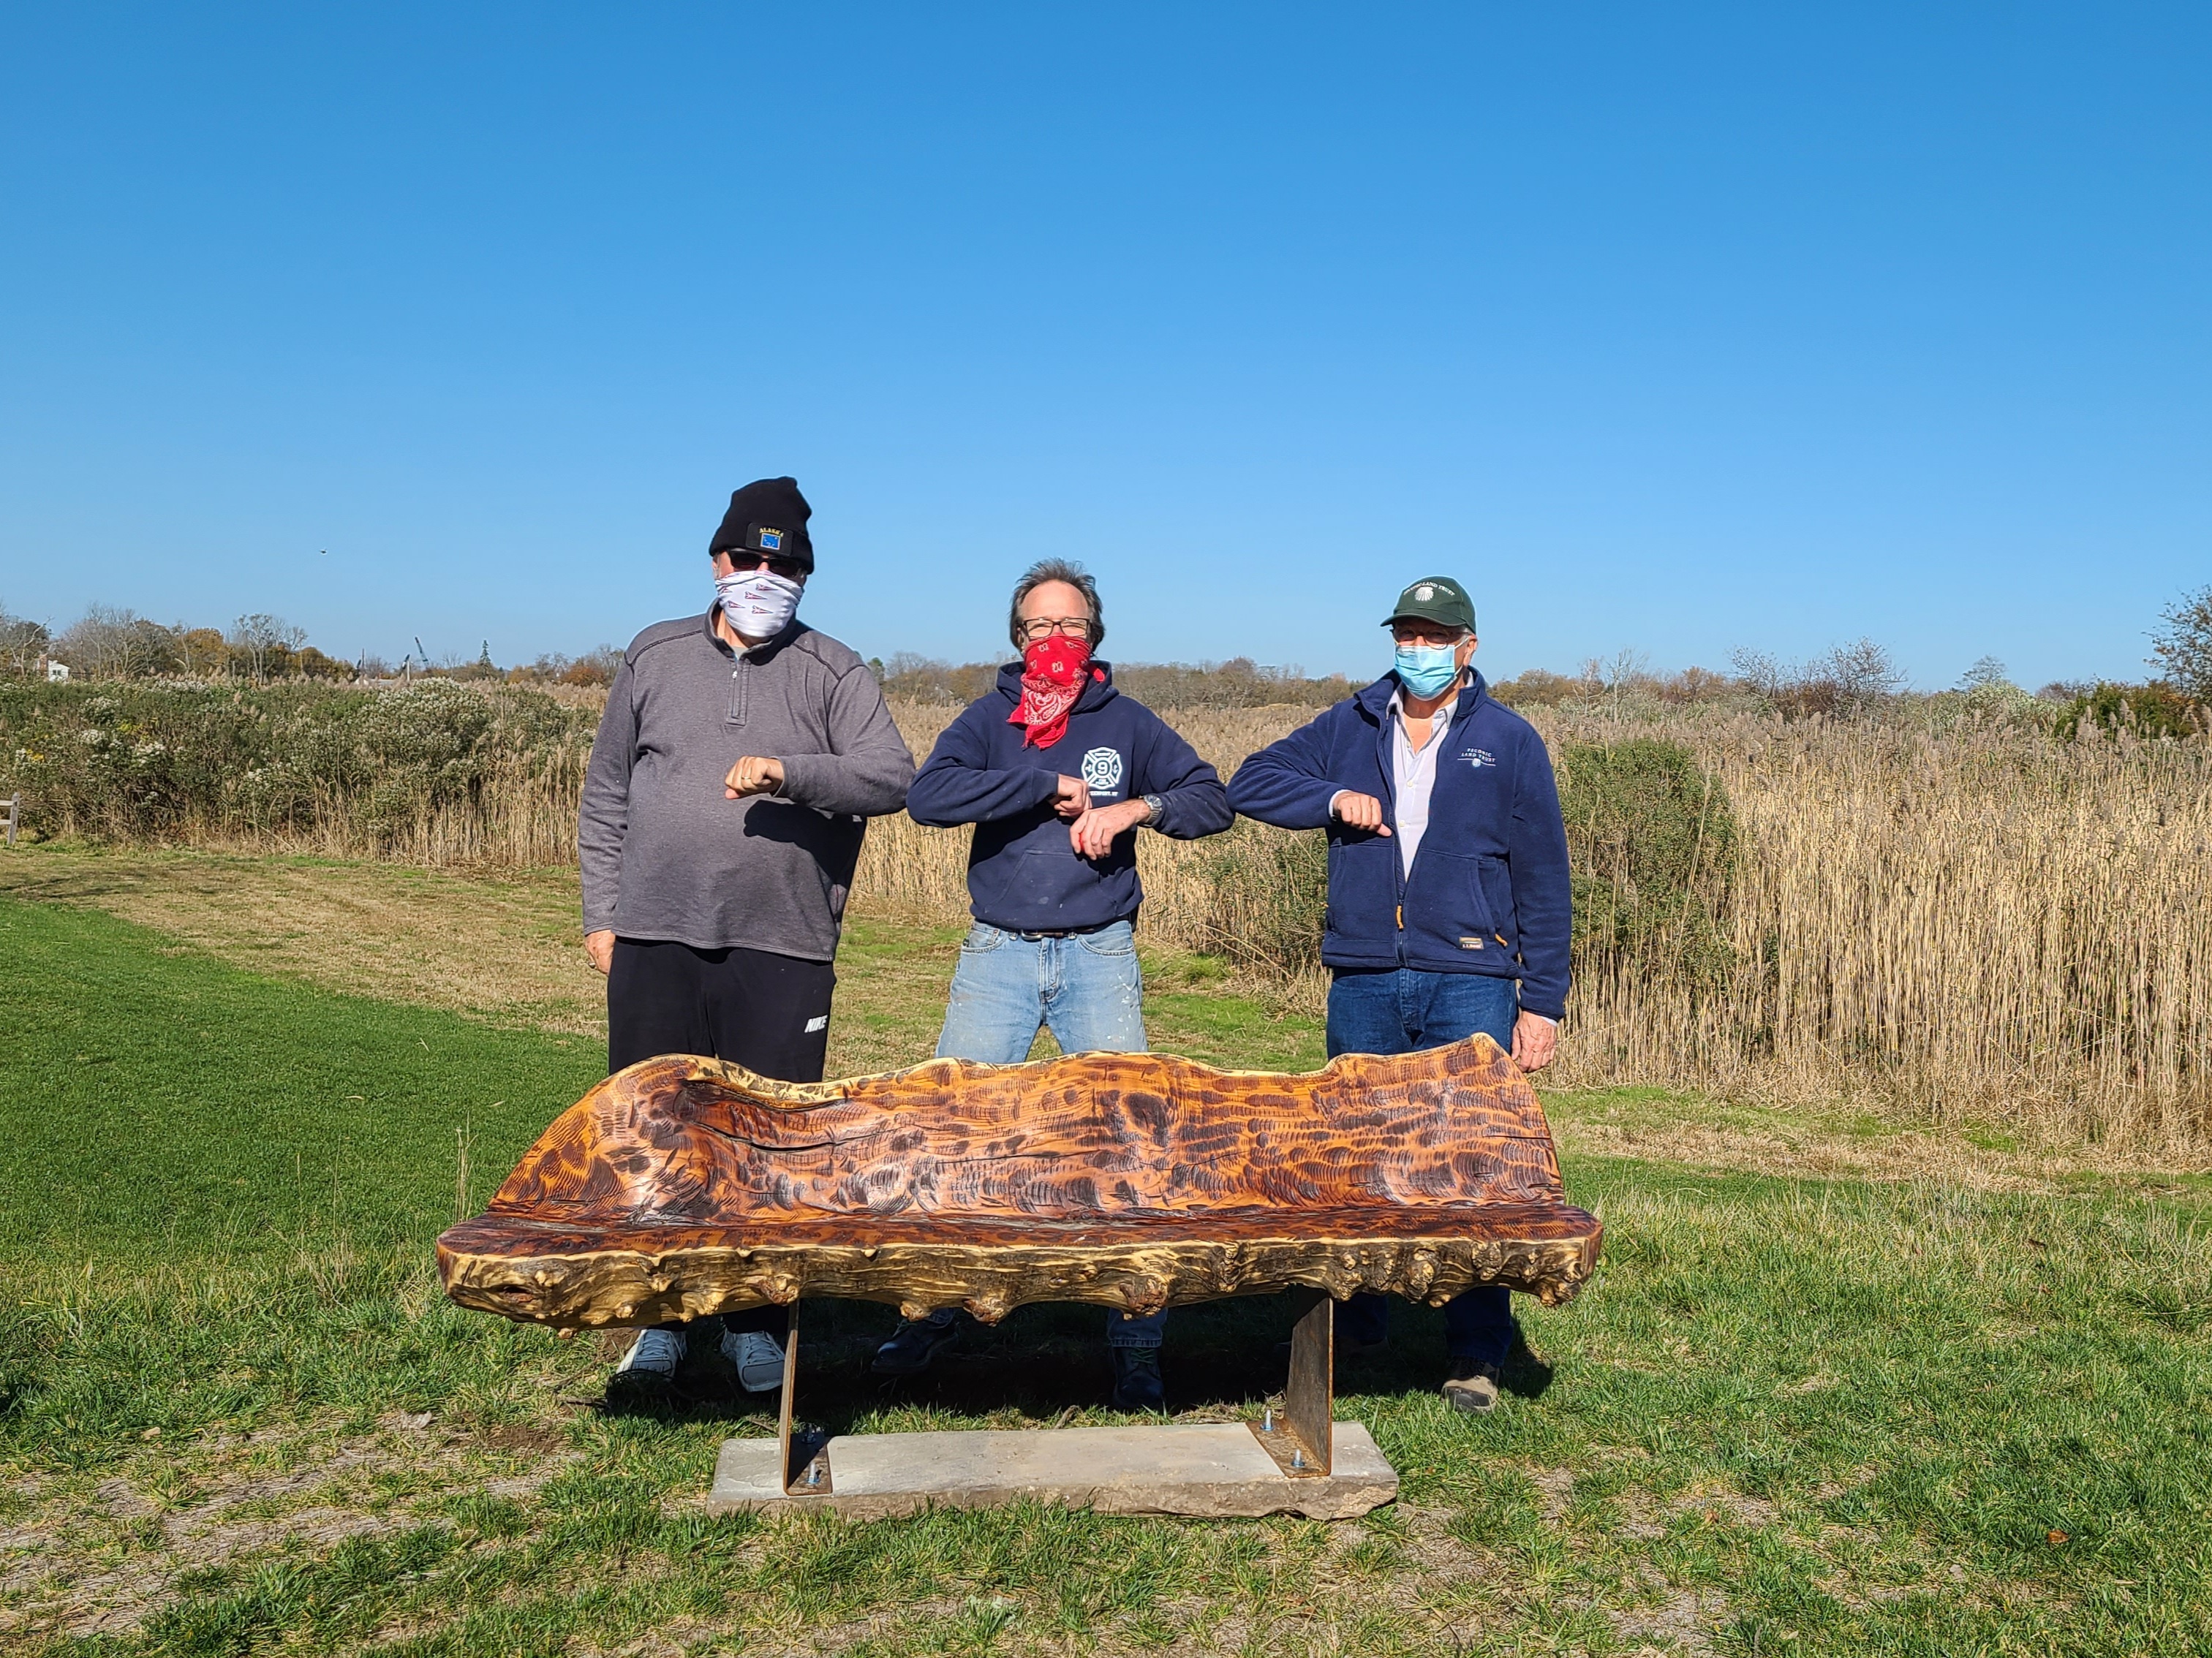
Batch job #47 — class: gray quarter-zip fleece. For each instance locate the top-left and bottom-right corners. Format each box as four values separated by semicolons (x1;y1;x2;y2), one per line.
579;610;915;959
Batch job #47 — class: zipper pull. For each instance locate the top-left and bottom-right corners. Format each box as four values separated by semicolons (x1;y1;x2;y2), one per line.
1396;904;1403;931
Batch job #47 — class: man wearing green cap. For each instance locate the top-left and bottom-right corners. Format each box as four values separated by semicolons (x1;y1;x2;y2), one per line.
1226;576;1571;1412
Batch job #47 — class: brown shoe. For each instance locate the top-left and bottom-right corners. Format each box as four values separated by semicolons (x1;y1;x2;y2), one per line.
1443;1362;1502;1414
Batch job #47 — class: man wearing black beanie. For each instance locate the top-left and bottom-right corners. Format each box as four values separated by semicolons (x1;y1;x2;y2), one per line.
578;476;915;1401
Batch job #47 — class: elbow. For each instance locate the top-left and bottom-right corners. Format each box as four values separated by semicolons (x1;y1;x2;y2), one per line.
1192;800;1236;837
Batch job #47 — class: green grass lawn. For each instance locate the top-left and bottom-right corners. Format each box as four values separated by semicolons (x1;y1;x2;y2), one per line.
3;891;2210;1655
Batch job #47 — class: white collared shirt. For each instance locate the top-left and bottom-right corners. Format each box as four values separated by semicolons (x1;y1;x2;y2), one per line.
1386;684;1450;880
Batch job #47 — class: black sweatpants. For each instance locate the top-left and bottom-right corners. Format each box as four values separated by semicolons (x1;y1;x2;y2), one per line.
608;937;836;1338
608;937;835;1080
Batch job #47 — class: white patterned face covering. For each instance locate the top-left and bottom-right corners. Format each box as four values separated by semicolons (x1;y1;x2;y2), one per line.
714;568;803;640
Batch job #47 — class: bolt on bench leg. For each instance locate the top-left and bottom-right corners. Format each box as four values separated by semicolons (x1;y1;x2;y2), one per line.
1252;1290;1333;1477
777;1303;831;1496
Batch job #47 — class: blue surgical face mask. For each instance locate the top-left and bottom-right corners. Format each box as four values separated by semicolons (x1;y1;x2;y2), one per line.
1394;643;1462;698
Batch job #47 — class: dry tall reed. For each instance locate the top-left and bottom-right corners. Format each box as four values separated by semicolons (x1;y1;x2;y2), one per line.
1561;711;2212;1147
14;684;2208;1144
862;702;2212;1146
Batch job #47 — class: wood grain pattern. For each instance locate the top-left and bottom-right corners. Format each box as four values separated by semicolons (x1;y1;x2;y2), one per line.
437;1034;1602;1328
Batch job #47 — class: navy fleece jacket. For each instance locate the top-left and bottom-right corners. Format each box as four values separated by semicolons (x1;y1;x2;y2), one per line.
907;662;1232;932
1225;671;1573;1018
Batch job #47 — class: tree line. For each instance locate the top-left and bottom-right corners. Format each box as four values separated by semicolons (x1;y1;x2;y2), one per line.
4;585;2205;727
0;601;626;689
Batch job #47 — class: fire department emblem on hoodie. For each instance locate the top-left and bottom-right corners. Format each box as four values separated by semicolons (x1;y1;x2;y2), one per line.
1081;747;1124;794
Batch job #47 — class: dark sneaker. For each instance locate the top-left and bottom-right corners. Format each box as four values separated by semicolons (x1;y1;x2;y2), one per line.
1443;1360;1503;1414
872;1314;962;1376
1110;1344;1166;1410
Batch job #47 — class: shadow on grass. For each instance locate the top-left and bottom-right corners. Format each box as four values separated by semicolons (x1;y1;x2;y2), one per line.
590;1291;1542;1430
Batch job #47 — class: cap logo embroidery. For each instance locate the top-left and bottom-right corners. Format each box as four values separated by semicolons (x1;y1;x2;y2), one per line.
1415;585;1435;600
758;527;784;551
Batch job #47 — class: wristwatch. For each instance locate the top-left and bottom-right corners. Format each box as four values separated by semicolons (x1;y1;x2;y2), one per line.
1141;792;1166;826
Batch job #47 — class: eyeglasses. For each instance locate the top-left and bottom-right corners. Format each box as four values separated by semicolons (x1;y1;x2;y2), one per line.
1017;617;1092;643
1391;624;1467;647
722;552;806;582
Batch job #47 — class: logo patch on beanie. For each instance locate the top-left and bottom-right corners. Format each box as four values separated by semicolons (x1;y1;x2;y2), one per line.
757;527;785;552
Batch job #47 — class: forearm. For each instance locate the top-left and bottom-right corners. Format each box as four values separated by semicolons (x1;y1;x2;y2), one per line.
1146;778;1231;839
907;763;1061;826
1226;762;1340;830
1509;746;1574;1021
1512;890;1571;1018
1517;950;1571;1021
578;816;624;934
577;688;635;935
777;741;916;817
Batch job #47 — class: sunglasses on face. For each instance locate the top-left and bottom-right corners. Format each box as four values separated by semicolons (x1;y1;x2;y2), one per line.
1018;617;1092;643
722;552;806;582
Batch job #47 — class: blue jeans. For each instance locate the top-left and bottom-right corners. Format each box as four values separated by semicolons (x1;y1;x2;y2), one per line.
937;920;1149;1061
1326;967;1521;1367
934;919;1163;1348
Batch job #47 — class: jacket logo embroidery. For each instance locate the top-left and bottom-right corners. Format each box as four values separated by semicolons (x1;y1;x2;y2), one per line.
1080;747;1124;792
1458;936;1486;949
1460;747;1497;768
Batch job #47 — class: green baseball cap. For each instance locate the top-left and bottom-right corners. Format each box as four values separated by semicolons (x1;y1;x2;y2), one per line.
1382;575;1477;635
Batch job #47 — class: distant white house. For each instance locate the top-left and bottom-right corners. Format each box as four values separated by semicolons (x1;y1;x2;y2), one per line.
42;658;69;683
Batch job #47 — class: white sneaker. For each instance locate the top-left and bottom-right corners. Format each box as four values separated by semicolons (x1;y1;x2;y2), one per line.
722;1329;786;1393
614;1327;687;1378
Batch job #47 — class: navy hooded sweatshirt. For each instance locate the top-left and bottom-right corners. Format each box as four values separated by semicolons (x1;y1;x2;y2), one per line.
1226;670;1573;1019
907;662;1233;932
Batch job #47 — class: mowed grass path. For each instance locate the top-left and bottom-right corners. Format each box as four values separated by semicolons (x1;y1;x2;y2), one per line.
2;885;2210;1655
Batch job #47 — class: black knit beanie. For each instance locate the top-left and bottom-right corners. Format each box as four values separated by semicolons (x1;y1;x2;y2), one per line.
709;477;814;573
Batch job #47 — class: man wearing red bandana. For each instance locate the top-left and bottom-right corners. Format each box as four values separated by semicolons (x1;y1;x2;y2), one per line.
887;559;1233;1407
1008;631;1095;751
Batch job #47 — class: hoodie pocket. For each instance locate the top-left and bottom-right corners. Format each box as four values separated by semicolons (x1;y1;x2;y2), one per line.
968;848;1059;919
1324;837;1398;951
1404;851;1501;961
1475;855;1518;954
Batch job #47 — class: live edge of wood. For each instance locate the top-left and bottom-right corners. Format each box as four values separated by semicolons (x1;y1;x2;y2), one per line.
437;1037;1604;1330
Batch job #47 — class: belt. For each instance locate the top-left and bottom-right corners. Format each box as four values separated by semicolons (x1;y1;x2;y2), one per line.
1008;922;1115;941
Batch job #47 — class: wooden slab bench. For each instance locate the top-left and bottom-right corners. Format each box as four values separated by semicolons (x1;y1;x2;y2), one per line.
440;1033;1601;1511
437;1034;1601;1331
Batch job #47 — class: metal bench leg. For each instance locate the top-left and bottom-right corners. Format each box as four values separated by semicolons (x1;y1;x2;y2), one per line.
777;1303;831;1496
1252;1289;1333;1477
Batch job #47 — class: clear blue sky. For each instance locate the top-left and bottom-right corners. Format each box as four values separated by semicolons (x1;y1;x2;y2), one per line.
2;4;2206;688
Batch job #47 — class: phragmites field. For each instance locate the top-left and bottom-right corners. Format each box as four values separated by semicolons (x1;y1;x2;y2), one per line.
5;673;2207;1148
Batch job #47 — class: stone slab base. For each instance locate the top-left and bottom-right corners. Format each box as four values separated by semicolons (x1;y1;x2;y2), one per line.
706;1421;1397;1521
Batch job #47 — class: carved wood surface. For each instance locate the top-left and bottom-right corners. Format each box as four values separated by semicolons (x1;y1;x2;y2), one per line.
437;1034;1602;1329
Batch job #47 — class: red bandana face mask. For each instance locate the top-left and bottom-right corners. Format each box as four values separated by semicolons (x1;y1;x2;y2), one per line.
1009;635;1094;749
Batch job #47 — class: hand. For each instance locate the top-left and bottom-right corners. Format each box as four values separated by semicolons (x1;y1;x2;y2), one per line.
1330;790;1392;836
724;756;786;798
1053;775;1091;819
584;929;615;975
1069;798;1150;859
1511;1010;1558;1072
